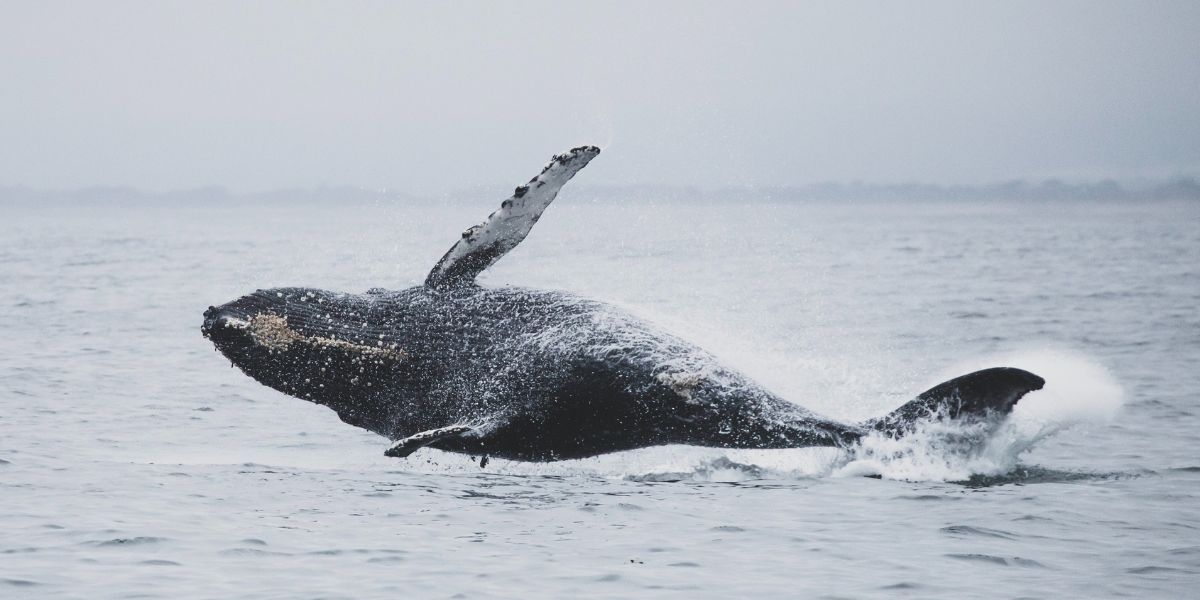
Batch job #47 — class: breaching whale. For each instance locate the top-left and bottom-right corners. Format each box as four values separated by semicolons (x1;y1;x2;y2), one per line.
201;146;1044;462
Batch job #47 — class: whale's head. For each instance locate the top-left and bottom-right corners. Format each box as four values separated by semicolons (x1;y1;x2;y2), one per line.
202;287;411;426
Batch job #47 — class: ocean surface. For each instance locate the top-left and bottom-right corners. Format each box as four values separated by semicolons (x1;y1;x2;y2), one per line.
1;196;1198;598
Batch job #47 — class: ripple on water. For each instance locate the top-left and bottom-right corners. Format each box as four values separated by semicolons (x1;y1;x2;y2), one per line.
1012;514;1055;523
88;537;169;547
879;582;922;590
957;466;1138;487
218;548;292;557
710;525;746;533
940;525;1018;540
945;554;1047;568
1127;566;1195;575
894;494;961;501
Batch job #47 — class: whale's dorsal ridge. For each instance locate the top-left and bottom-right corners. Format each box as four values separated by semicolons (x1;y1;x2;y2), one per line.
424;145;600;289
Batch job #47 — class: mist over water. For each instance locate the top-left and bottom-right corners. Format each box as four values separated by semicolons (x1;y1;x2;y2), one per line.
1;197;1197;597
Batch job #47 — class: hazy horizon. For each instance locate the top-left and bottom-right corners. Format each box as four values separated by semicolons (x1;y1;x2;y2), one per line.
5;175;1198;204
2;1;1198;193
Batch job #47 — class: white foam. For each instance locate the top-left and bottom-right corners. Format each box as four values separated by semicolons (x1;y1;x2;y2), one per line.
930;348;1124;434
385;445;844;483
836;349;1125;481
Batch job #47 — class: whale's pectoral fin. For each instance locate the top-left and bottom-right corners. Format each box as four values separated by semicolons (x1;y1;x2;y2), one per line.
384;424;474;458
868;367;1045;437
424;146;601;289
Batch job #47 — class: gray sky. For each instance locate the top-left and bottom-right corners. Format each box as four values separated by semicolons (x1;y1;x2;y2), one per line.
2;1;1197;193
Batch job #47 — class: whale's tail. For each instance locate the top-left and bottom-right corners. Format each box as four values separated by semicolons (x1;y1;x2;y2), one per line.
866;367;1045;437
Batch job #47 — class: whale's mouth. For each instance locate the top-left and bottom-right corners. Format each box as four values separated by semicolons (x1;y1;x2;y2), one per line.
201;305;250;340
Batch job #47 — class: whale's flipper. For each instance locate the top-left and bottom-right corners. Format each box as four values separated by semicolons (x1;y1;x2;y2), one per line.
384;424;473;458
425;146;601;289
868;367;1045;437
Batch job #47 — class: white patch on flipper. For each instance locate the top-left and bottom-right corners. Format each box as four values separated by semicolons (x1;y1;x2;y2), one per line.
425;146;601;288
385;424;473;458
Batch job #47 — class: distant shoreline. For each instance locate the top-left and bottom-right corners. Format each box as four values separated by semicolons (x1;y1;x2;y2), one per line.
2;178;1198;204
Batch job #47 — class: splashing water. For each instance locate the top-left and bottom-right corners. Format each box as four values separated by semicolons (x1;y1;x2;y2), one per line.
835;349;1125;482
374;349;1124;484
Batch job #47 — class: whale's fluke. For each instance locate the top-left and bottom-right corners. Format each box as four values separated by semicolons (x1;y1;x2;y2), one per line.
425;146;601;289
867;367;1045;436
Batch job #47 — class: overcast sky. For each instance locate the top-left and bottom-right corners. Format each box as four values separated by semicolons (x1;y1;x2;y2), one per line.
1;1;1197;193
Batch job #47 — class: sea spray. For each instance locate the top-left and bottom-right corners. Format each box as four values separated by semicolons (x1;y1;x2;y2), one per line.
836;349;1125;481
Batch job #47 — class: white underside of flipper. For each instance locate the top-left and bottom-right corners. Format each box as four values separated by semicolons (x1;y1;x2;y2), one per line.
425;146;600;289
384;424;474;458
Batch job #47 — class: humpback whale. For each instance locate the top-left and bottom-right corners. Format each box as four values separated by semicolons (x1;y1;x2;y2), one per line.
201;146;1044;462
